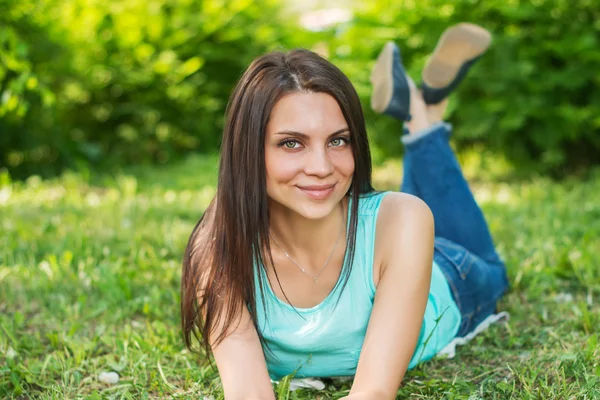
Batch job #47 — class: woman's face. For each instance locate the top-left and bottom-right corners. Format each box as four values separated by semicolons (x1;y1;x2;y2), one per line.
265;91;355;220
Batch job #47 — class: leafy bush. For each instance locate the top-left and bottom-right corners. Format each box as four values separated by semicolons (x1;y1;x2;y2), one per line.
1;0;287;178
313;0;600;174
0;0;60;177
2;0;599;177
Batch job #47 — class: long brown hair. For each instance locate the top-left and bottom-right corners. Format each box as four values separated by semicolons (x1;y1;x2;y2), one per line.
181;48;374;358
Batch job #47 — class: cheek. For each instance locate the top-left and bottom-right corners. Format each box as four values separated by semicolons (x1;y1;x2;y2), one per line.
333;150;355;178
265;150;302;184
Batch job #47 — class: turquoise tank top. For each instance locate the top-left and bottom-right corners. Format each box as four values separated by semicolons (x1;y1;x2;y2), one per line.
254;191;461;380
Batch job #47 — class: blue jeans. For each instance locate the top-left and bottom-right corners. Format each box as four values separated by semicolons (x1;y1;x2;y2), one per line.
400;123;509;337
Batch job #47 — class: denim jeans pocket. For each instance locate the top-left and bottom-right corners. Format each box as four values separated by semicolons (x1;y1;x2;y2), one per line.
434;237;476;280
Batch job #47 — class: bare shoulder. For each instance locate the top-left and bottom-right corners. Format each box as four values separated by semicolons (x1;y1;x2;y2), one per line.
378;192;434;228
373;192;434;281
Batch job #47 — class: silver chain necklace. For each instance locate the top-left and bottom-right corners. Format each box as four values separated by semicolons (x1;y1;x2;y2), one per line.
269;205;344;283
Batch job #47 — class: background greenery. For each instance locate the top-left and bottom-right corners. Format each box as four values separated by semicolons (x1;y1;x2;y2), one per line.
2;0;599;178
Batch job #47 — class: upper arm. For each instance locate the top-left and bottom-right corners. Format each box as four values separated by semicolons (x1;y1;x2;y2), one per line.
211;306;276;400
350;193;434;399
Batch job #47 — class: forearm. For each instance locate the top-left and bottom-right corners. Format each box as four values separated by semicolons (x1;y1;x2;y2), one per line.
349;194;434;398
211;310;276;400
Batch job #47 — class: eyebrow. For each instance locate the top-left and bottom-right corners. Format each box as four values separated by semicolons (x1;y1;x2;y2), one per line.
273;128;350;140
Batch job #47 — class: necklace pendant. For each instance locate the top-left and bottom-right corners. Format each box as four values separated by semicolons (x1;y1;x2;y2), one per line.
269;203;343;286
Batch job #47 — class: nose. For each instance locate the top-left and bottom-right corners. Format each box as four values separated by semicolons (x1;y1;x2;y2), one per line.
304;147;334;177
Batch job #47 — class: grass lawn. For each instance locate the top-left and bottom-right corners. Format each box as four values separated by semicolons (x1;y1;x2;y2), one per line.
1;154;599;399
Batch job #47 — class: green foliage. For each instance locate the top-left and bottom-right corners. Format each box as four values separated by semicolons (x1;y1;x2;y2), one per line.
302;0;600;174
0;0;59;176
1;158;599;398
1;0;287;178
2;0;600;177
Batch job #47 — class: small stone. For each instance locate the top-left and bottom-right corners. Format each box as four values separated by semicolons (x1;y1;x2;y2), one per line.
6;347;17;359
518;351;532;361
98;371;119;384
554;292;573;303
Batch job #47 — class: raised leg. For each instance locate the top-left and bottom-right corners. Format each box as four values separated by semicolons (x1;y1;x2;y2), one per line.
402;122;502;265
371;38;502;265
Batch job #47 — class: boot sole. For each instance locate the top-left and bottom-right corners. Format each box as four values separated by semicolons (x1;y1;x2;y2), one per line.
422;23;491;89
370;42;395;113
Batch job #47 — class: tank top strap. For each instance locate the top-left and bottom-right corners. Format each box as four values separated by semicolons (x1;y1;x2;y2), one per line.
356;191;389;215
346;191;390;298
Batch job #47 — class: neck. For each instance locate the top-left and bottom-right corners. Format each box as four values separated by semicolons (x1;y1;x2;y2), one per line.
268;198;347;259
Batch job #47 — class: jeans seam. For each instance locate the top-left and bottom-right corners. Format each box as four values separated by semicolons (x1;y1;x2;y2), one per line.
458;311;474;336
434;248;463;312
458;252;467;278
446;276;462;312
435;243;469;280
438;238;478;280
462;254;475;278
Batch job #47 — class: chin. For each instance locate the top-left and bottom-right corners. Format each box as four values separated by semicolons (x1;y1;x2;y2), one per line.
289;188;348;220
293;200;341;220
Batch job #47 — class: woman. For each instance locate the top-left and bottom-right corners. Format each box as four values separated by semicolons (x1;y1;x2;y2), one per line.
181;23;509;399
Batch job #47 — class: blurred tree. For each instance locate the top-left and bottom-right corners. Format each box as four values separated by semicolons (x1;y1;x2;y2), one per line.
1;0;599;177
1;0;288;178
301;0;600;175
0;0;61;176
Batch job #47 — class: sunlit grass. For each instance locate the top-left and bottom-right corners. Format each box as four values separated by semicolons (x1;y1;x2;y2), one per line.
1;154;599;399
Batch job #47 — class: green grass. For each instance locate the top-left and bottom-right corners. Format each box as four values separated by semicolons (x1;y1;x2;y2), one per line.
1;154;599;399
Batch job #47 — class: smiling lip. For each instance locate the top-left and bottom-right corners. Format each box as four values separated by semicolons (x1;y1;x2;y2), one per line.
297;183;336;200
